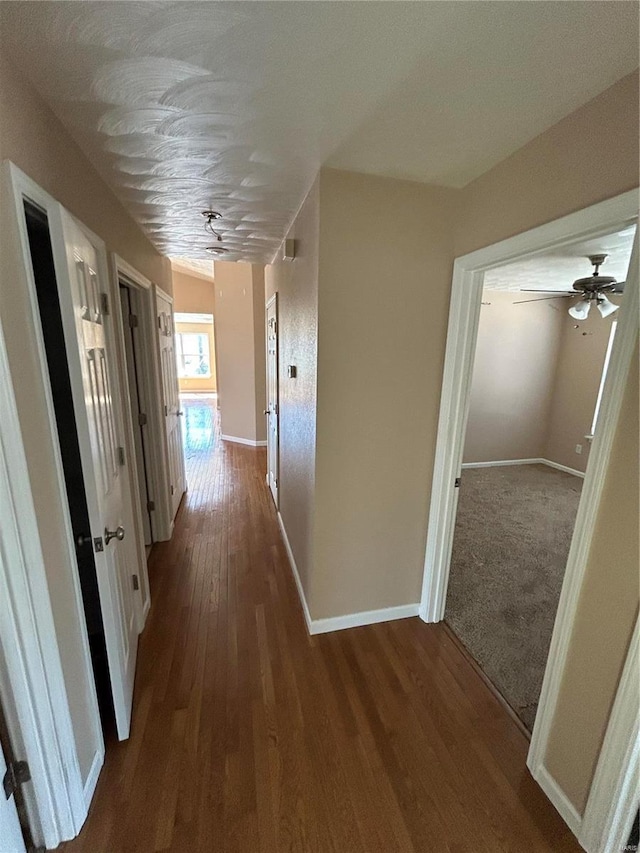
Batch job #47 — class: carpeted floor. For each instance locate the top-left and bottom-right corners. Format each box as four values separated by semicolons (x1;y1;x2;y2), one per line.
445;463;582;732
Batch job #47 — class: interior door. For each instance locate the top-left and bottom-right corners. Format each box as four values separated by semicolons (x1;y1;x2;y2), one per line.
0;742;26;853
156;291;186;520
57;211;138;740
266;295;279;506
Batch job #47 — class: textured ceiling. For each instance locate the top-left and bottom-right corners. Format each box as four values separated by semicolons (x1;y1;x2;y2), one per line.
1;2;638;263
483;226;636;293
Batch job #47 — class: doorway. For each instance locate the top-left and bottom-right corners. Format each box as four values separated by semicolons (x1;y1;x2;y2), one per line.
442;229;632;732
23;201;116;736
119;281;155;548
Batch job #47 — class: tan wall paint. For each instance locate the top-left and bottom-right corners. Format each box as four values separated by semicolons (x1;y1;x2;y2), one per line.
543;306;620;472
313;169;458;617
172;269;218;393
0;56;172;784
174;321;217;393
545;343;639;812
172;269;215;315
264;179;320;593
213;262;266;444
464;291;564;463
453;71;638;811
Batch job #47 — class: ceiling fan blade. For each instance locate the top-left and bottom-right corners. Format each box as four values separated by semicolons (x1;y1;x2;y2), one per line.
513;294;576;304
602;280;626;293
518;289;575;293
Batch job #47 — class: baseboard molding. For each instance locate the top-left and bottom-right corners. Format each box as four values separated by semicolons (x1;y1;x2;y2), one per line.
310;603;420;635
462;458;585;478
533;764;582;839
82;749;103;810
276;512;313;633
276;513;420;636
221;434;267;447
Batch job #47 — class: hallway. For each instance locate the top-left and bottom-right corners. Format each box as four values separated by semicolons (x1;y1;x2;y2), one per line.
62;396;580;852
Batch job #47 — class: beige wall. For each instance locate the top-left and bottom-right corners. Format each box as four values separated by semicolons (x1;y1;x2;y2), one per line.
172;269;217;393
213;262;266;444
545;344;639;811
0;55;172;785
264;179;320;592
464;291;564;463
313;169;458;617
174;321;217;393
544;305;620;472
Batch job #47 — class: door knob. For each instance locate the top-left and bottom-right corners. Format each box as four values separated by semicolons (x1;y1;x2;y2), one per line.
104;526;125;545
177;410;184;416
264;409;271;415
76;533;92;548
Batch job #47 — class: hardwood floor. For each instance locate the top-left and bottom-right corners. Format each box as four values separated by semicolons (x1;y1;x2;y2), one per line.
62;397;581;852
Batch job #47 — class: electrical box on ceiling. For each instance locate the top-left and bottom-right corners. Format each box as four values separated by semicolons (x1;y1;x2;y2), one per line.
282;238;296;261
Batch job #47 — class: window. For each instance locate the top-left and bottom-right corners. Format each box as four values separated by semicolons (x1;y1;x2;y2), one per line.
176;332;211;378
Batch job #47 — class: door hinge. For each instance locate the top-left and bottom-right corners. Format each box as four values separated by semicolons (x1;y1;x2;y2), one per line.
132;574;140;591
454;477;461;488
117;446;125;466
164;404;168;416
100;292;110;316
170;484;175;495
3;760;30;800
128;313;138;328
147;499;155;512
138;412;148;427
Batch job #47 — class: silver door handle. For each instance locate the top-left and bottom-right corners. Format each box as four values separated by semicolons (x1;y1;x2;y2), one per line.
264;409;271;415
104;526;125;545
177;410;184;416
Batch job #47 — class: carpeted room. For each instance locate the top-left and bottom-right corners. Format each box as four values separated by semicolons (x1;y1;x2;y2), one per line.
444;232;635;732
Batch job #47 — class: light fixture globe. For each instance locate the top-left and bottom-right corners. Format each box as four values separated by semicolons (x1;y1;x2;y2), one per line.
568;299;592;320
597;295;619;318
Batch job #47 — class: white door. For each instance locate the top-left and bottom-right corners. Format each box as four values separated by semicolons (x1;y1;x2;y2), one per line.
266;296;279;506
58;212;138;740
0;743;26;853
156;292;185;520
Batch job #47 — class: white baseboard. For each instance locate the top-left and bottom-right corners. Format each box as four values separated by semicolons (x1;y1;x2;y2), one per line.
462;458;585;478
276;512;313;633
221;434;267;447
82;749;103;810
310;603;420;635
276;514;419;636
533;764;583;839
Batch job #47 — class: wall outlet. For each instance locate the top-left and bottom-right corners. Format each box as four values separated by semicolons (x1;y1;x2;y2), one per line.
575;444;583;455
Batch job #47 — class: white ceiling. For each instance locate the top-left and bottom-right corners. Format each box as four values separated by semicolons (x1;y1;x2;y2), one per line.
171;257;215;280
1;2;638;263
483;226;636;293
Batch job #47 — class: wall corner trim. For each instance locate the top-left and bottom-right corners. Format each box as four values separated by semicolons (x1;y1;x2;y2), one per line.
276;513;420;636
221;434;267;447
532;765;583;839
276;512;313;633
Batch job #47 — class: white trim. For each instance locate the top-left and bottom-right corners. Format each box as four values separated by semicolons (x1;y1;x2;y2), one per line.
221;434;267;447
461;458;585;478
277;513;419;636
277;512;313;633
3;161;105;842
310;604;420;635
534;766;582;838
154;283;173;304
580;616;640;853
82;750;102;811
418;189;638;837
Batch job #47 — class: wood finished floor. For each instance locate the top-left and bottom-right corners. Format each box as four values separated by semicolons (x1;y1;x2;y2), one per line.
62;397;581;852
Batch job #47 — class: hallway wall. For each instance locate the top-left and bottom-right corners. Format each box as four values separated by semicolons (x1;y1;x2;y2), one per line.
213;262;266;445
0;54;174;786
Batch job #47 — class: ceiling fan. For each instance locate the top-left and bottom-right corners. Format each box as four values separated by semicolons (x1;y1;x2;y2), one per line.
514;254;624;319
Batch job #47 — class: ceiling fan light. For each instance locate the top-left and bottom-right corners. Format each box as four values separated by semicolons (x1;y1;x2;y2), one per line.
568;299;592;320
597;296;619;318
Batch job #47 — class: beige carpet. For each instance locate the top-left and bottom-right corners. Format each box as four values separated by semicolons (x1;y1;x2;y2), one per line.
445;463;582;732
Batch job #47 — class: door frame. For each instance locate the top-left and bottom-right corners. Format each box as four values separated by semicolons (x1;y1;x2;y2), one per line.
1;161;101;847
418;188;638;838
265;293;279;507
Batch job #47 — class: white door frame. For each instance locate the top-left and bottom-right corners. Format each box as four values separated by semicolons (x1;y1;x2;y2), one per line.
579;615;640;853
419;189;638;837
265;293;279;507
0;164;98;848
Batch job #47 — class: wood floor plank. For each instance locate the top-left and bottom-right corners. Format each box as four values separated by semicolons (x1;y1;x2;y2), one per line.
60;397;581;852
